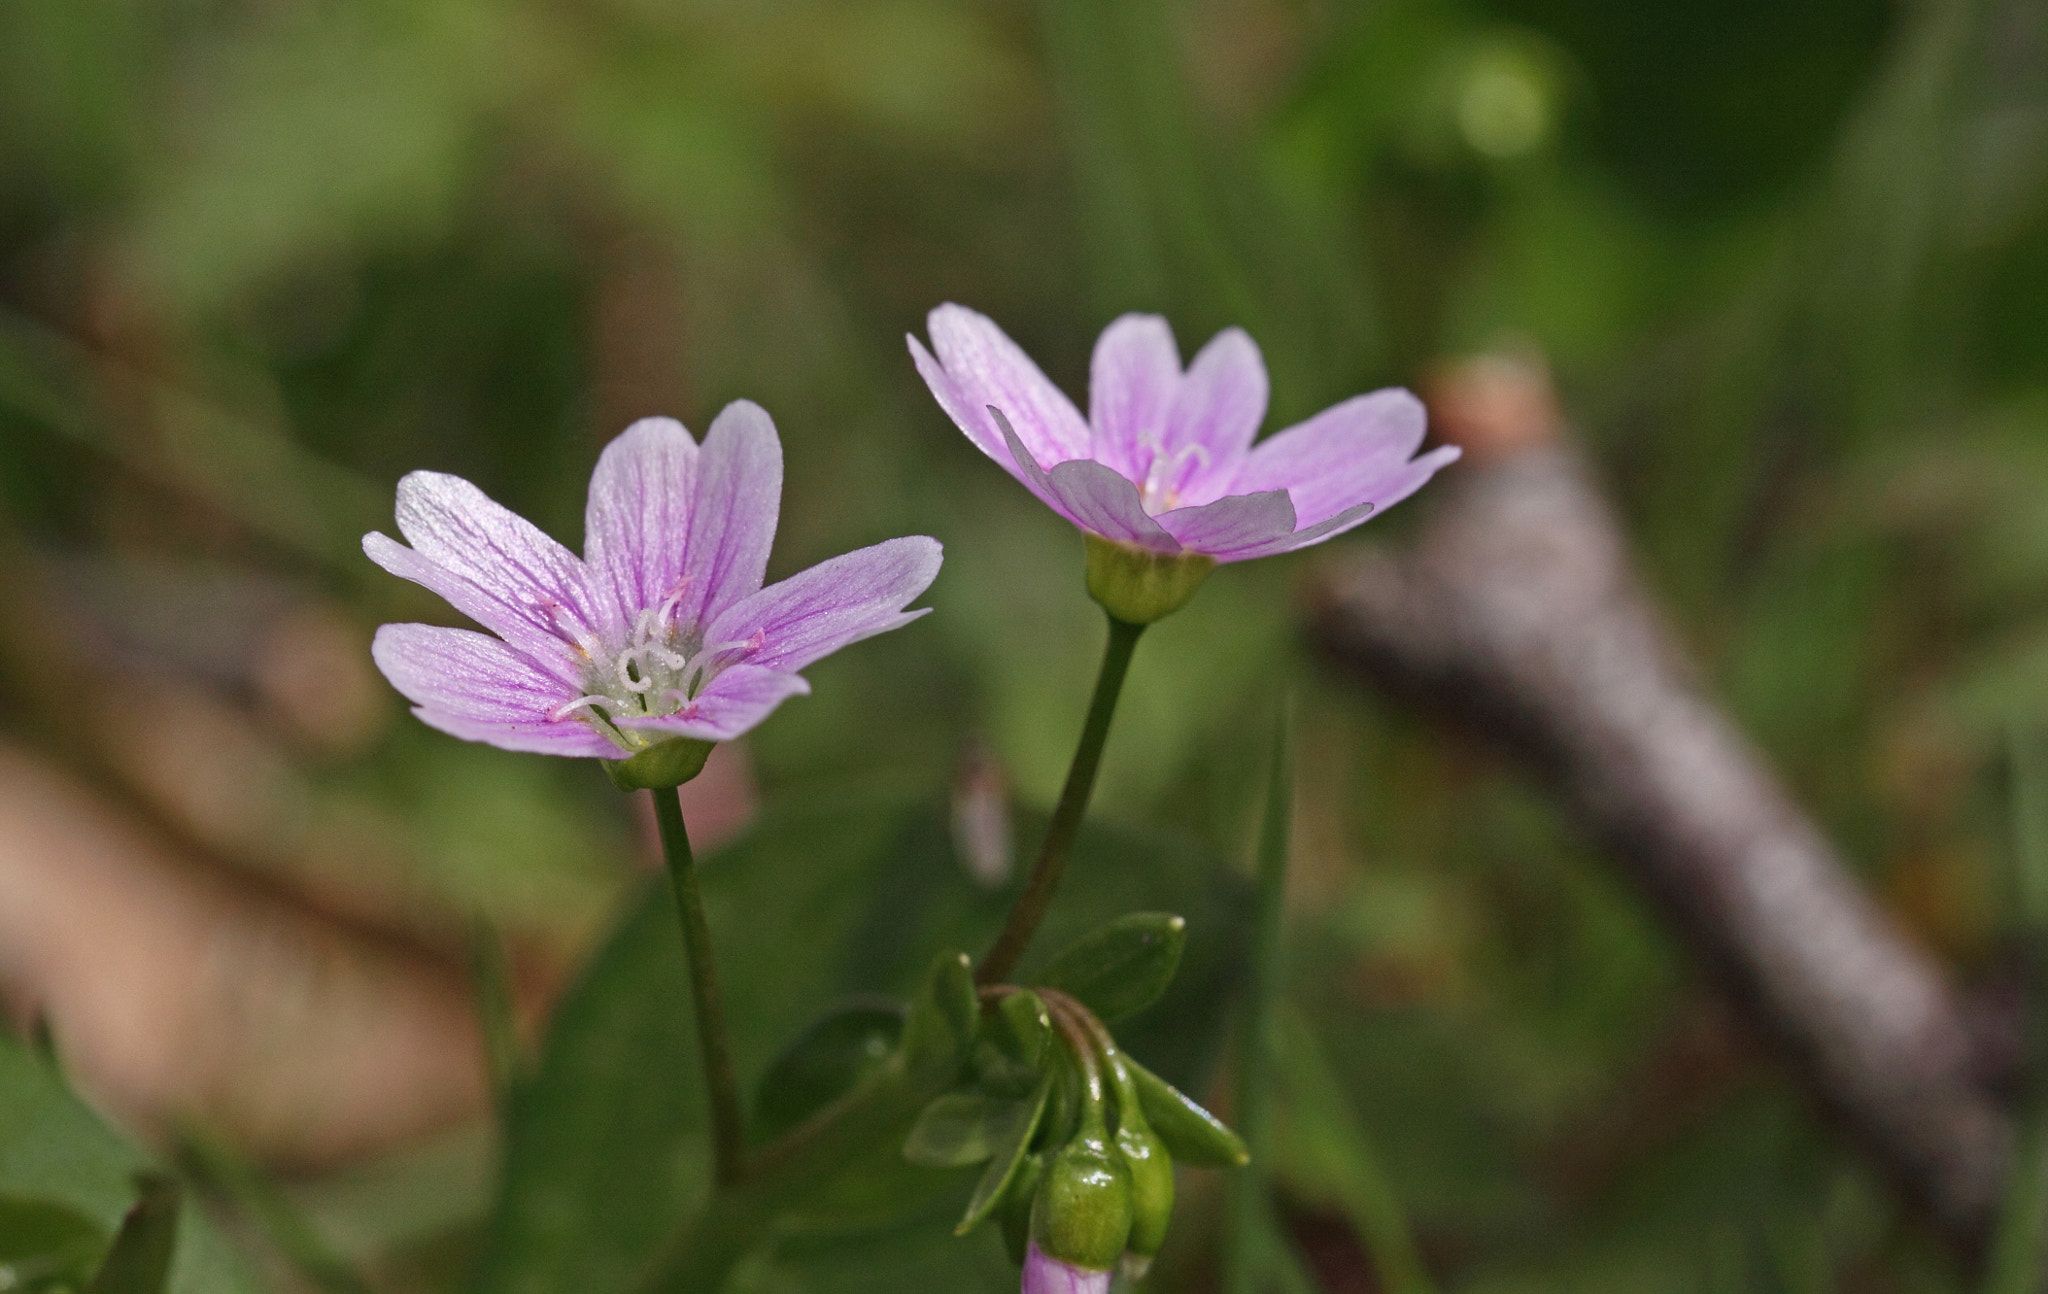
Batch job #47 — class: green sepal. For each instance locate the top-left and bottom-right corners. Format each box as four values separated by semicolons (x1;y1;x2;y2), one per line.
1115;1116;1174;1262
1035;912;1186;1023
903;952;978;1084
1129;1057;1248;1168
601;737;715;791
1084;535;1216;625
751;1000;905;1142
85;1174;180;1294
0;1194;108;1288
996;991;1054;1069
905;1091;1021;1168
998;1151;1047;1265
1030;1123;1131;1271
956;1074;1052;1236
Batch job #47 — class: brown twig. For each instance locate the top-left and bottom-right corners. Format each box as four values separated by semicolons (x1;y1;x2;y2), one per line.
1305;355;2011;1251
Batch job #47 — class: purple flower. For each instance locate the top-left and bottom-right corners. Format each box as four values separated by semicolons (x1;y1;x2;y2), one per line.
910;304;1459;563
1022;1242;1111;1294
365;402;941;760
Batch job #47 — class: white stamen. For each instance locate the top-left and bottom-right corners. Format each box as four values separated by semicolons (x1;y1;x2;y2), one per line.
552;694;613;720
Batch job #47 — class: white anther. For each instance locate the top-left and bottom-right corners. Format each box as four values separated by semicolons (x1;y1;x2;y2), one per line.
552;695;613;720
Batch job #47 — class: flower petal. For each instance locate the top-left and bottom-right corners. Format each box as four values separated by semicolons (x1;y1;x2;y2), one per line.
1155;488;1296;556
1164;327;1268;503
583;417;700;633
616;664;812;744
704;535;943;673
922;304;1091;465
1087;314;1181;480
1022;1242;1111;1294
371;623;615;757
679;400;783;632
1213;443;1460;560
365;471;601;682
1231;388;1432;525
991;408;1181;552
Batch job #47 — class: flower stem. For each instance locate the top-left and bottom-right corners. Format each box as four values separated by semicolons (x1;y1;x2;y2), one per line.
976;613;1145;985
650;785;748;1188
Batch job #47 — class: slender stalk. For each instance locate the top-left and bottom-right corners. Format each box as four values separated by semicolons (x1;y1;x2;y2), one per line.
977;613;1144;984
650;785;748;1188
1225;709;1291;1294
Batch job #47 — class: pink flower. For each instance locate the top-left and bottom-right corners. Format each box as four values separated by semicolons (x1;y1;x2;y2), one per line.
1021;1241;1112;1294
365;403;941;757
911;305;1458;562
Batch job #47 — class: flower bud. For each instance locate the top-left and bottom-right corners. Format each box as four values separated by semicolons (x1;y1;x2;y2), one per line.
1030;1126;1131;1273
1083;536;1215;625
1114;1116;1174;1275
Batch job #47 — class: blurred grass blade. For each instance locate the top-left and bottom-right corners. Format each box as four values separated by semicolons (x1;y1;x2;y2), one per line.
1225;706;1291;1294
1984;724;2048;1294
178;1135;369;1294
84;1175;179;1294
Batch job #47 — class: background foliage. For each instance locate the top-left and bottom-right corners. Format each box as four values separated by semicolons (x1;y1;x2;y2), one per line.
4;0;2048;1289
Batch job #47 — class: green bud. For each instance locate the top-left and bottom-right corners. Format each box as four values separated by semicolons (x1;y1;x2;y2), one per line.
1030;1126;1132;1271
601;737;715;791
999;1151;1047;1266
1084;536;1215;625
1115;1114;1174;1268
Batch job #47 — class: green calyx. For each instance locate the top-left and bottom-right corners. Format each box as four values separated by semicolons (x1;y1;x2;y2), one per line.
602;737;715;791
1030;1119;1132;1271
1083;535;1216;625
1110;1080;1174;1266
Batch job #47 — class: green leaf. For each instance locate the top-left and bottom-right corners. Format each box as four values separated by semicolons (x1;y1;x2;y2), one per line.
903;1091;1021;1168
85;1176;179;1294
473;796;1246;1291
0;1034;260;1294
1033;912;1187;1022
996;991;1053;1069
956;1075;1053;1237
0;1194;106;1288
1131;1058;1248;1169
904;952;978;1085
752;1001;906;1143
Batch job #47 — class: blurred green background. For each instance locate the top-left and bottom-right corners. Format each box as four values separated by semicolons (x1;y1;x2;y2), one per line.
4;0;2047;1289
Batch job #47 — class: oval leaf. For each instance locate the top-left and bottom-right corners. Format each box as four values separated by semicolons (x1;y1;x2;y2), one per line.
904;1091;1019;1168
996;991;1053;1069
905;951;979;1083
1034;913;1186;1022
751;1000;906;1142
956;1075;1053;1236
1130;1059;1247;1168
86;1175;180;1294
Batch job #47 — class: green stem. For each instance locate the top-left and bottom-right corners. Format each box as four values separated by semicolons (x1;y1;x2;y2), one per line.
976;613;1144;985
650;785;748;1188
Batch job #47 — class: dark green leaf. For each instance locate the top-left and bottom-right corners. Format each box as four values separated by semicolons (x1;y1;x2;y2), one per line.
903;1091;1021;1168
0;1194;106;1288
752;1001;906;1143
996;991;1053;1069
905;952;977;1084
1033;912;1187;1022
85;1176;179;1294
957;1076;1053;1236
1131;1058;1247;1169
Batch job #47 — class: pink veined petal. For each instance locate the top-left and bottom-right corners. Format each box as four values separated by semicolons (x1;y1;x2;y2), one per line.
370;623;617;757
1087;314;1181;482
911;334;1017;473
925;304;1092;465
1214;444;1460;561
1155;488;1296;556
1021;1242;1112;1294
990;408;1181;552
615;664;812;744
365;470;603;684
1163;327;1268;505
678;400;783;632
583;417;700;634
703;535;944;674
1231;388;1430;526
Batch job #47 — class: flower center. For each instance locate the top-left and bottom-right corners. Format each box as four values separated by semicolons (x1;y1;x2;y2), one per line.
1134;434;1208;513
551;594;740;750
